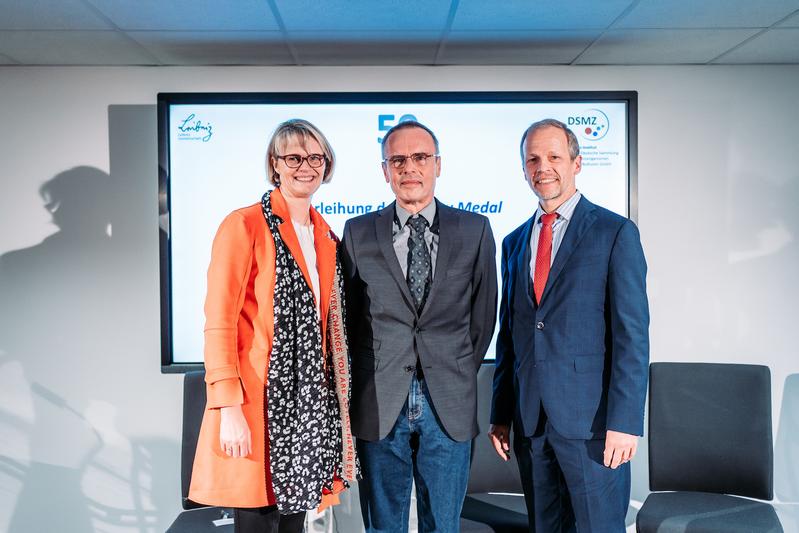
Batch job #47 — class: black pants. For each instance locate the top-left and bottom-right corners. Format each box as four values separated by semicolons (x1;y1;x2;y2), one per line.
234;506;306;533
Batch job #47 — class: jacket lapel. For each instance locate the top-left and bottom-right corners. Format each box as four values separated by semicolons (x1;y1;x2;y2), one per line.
376;202;415;312
538;196;597;306
271;188;315;295
517;215;536;307
310;206;337;332
272;188;339;351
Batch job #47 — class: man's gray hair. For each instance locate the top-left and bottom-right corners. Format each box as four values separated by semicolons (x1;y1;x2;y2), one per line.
519;119;580;161
381;120;440;159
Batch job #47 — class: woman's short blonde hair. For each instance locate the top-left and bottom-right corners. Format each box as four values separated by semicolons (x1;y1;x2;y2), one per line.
266;119;336;186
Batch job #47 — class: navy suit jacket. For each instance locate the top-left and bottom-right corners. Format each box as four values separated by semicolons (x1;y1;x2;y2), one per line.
490;195;649;440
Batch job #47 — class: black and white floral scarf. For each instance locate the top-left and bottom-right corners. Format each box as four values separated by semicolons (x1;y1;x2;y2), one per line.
261;190;358;514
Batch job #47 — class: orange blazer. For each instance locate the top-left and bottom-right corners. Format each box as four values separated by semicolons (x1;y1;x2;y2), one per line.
189;188;339;509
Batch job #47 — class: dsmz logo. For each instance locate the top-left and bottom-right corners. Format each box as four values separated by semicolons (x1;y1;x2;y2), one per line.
567;109;609;141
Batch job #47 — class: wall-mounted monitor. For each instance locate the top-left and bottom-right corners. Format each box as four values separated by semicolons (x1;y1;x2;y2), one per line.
158;91;638;371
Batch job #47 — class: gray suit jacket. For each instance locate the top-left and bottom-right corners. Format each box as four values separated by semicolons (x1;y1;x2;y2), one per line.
342;199;498;442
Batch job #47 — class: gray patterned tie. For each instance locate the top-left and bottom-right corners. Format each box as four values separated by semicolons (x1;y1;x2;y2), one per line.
406;215;431;312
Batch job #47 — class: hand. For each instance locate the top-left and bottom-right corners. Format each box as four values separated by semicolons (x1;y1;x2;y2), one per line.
604;430;637;469
488;424;511;461
219;405;252;458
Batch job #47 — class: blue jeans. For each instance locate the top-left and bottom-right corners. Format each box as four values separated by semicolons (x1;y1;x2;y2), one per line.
357;375;471;533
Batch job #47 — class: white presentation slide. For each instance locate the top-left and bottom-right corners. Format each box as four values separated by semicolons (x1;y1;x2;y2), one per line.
165;99;631;364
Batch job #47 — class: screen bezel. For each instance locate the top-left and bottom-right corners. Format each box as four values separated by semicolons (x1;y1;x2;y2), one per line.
158;90;638;373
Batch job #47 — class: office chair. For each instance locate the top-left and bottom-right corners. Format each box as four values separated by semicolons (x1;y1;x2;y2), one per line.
636;362;783;532
166;370;233;532
460;363;529;532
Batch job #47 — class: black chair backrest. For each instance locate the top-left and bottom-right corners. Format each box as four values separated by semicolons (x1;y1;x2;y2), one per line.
181;370;208;510
467;363;523;494
648;362;773;500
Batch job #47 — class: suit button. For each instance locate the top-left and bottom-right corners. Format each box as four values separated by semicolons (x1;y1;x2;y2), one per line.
404;366;415;373
536;321;545;330
414;327;421;334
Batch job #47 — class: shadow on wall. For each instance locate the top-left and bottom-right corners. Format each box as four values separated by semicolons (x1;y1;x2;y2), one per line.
776;374;799;503
726;166;799;504
0;105;178;531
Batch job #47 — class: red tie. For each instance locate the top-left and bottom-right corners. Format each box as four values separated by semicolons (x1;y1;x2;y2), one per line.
534;213;558;305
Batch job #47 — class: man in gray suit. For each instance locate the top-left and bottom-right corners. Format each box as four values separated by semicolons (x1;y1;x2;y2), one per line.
342;121;498;533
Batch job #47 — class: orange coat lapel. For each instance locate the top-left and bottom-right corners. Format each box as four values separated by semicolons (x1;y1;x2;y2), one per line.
270;188;314;291
311;206;337;347
270;188;337;350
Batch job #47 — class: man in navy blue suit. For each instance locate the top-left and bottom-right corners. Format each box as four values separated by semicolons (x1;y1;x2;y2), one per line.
489;119;649;532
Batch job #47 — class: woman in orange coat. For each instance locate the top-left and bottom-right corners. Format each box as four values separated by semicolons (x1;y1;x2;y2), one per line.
189;119;358;532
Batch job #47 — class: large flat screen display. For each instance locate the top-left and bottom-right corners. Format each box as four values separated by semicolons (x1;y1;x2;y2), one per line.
159;92;637;370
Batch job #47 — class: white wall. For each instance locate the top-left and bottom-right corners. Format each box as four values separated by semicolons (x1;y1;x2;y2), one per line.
1;65;797;532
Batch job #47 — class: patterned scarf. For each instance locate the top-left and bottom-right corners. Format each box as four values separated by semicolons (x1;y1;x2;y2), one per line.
261;190;358;514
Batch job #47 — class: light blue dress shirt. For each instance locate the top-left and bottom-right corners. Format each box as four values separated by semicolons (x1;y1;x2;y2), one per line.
529;190;582;283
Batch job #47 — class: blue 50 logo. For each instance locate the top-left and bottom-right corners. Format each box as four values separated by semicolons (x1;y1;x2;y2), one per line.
377;114;418;144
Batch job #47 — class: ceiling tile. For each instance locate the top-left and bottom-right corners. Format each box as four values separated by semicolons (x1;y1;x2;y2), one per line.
274;0;451;31
129;31;291;65
289;32;439;64
777;10;799;26
0;1;795;66
0;0;112;30
616;0;799;28
88;0;279;31
440;31;599;64
0;31;158;65
576;28;759;64
452;0;634;30
715;28;799;63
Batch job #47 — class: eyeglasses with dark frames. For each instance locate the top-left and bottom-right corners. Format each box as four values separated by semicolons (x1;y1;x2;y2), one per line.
382;153;439;169
276;153;327;169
